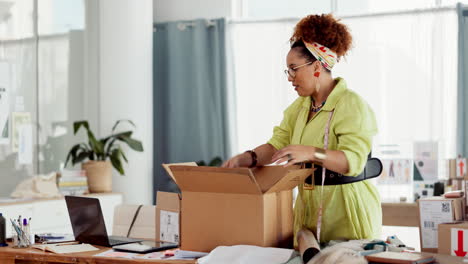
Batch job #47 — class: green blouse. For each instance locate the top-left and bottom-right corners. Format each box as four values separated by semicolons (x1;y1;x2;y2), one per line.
268;77;382;243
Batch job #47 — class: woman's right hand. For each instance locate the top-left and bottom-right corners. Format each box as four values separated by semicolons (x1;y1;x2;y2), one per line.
221;152;252;168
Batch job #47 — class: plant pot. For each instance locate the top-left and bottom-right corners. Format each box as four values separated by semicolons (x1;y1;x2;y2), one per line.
81;161;112;193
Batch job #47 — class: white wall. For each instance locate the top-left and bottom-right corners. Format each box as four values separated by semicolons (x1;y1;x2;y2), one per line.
99;0;153;205
153;0;234;22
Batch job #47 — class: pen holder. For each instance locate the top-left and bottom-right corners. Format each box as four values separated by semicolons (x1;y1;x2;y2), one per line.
15;235;30;248
12;229;31;248
10;218;32;248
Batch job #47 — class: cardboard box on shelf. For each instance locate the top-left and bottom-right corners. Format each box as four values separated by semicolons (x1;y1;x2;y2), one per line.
448;159;457;179
382;203;419;227
164;163;314;253
418;197;465;253
438;221;468;256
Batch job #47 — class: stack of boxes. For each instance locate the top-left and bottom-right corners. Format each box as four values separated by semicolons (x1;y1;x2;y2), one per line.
57;169;89;196
418;156;468;256
418;196;464;252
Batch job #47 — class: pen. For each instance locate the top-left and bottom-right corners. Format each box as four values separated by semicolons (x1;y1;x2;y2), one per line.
41;235;65;239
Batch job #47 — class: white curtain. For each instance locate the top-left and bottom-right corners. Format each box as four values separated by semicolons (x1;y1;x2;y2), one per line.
38;34;70;129
336;10;458;159
230;9;458;159
230;21;297;154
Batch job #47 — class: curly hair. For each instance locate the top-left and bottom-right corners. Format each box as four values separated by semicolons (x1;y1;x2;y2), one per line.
290;14;352;58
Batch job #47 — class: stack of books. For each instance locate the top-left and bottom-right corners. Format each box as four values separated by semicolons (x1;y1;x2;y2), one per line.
58;170;89;196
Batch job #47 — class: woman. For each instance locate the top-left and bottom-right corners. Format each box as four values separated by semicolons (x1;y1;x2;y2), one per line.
222;14;381;245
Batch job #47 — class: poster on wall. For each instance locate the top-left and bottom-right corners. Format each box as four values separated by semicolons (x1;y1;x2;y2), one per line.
456;156;467;178
11;112;31;152
378;159;413;184
0;61;10;145
414;141;439;181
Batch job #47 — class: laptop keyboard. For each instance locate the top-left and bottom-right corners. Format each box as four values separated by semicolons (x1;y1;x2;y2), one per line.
109;236;141;246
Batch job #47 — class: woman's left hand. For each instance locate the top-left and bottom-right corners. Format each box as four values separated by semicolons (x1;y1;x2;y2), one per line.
271;145;315;167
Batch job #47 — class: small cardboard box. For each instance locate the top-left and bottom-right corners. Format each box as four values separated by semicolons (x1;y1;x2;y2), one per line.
418;197;464;252
155;191;181;243
164;164;314;252
448;159;457;179
382;203;419;227
113;204;156;239
438;221;468;256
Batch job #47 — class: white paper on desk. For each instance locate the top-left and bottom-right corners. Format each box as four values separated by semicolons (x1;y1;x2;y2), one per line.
97;249;190;260
198;245;295;264
95;249;139;259
18;124;32;164
0;61;10;145
175;249;208;258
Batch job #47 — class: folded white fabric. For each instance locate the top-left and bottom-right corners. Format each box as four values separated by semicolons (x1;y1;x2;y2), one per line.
197;245;295;264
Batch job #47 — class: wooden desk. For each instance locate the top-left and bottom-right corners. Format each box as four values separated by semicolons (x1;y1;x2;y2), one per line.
0;243;196;264
1;243;467;264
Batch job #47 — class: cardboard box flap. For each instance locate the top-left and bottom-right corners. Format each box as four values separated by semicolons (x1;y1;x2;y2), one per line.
162;162;198;184
251;165;298;193
169;166;262;194
156;191;181;211
259;167;314;193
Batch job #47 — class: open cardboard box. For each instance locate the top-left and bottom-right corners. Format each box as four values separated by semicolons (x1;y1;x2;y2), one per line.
163;163;314;253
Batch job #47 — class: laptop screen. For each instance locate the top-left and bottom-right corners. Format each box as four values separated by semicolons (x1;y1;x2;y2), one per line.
65;196;110;246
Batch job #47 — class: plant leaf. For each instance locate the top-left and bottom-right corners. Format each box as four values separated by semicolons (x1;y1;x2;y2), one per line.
75;150;90;164
113;131;133;138
102;131;132;146
112;119;135;133
102;131;133;154
110;149;125;175
73;121;90;134
88;152;95;161
88;131;104;156
65;143;84;167
209;157;223;167
119;136;143;152
119;146;128;163
105;139;117;157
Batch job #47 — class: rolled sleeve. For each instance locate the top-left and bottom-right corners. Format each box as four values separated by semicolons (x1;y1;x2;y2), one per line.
267;98;302;150
335;99;378;176
268;125;289;150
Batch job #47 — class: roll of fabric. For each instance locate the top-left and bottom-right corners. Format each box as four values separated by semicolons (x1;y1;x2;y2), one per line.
297;228;320;263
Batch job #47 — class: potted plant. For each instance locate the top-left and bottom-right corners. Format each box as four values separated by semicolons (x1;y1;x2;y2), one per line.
196;156;223;167
64;120;144;193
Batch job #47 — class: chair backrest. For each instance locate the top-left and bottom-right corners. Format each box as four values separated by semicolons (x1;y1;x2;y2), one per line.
112;204;156;240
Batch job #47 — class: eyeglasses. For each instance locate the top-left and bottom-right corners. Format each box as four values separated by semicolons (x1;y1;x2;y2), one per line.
284;61;313;78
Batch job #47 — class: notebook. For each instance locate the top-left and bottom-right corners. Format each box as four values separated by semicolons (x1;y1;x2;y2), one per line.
32;243;99;254
365;251;435;264
65;196;142;247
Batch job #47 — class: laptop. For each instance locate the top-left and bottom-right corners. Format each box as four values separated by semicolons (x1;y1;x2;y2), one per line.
65;196;142;247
